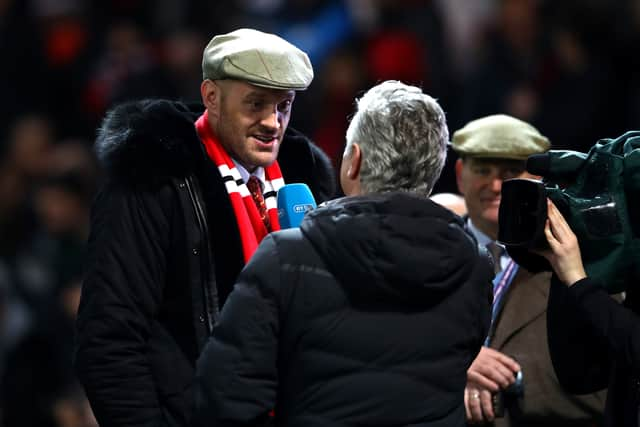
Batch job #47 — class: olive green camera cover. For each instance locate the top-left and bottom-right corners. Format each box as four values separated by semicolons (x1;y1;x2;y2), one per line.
504;131;640;293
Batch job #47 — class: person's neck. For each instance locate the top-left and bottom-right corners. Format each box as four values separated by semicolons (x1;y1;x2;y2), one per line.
244;164;257;174
484;227;498;242
233;160;264;184
477;218;498;241
468;219;498;244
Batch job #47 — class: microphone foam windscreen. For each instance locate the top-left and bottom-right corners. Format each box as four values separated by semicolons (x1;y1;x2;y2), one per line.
277;183;317;228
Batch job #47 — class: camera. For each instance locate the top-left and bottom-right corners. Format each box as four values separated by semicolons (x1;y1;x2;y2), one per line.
497;131;640;294
498;178;548;251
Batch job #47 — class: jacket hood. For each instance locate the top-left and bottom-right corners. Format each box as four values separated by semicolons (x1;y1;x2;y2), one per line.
301;192;482;305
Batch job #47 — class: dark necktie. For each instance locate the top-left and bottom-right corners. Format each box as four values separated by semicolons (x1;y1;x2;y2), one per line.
486;241;504;275
247;175;270;231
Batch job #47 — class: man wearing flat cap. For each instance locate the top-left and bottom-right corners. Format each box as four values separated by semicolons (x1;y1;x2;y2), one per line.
453;114;605;426
74;28;335;427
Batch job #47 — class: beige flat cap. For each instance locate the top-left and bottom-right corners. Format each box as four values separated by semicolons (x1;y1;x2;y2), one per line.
451;114;550;160
202;28;313;90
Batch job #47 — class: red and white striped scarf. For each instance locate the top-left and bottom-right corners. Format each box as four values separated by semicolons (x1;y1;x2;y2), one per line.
195;112;283;262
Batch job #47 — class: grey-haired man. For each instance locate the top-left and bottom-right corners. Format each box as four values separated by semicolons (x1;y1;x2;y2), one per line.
74;28;335;427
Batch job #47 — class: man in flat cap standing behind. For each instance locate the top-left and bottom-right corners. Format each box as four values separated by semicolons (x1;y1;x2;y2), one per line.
453;115;605;426
74;28;335;427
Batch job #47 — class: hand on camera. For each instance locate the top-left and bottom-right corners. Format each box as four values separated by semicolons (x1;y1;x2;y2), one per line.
536;199;587;287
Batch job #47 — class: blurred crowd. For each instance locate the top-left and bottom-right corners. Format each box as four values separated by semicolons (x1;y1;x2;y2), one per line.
1;0;639;426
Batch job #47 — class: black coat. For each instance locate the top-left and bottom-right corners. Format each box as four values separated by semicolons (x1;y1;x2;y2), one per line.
74;99;335;427
548;276;640;427
194;192;493;427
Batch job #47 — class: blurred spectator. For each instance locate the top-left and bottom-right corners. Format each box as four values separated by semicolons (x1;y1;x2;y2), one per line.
434;0;496;79
369;0;449;97
4;114;54;183
48;139;99;182
1;272;94;427
83;20;173;120
430;192;467;216
29;0;94;139
279;0;356;67
160;29;207;103
532;0;625;152
0;133;94;389
35;165;92;283
460;0;547;126
0;114;54;262
31;0;88;69
32;171;91;262
459;0;628;153
1;166;93;427
362;0;455;191
312;44;367;169
365;30;428;86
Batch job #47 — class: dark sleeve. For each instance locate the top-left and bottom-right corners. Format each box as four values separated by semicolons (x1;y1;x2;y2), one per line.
471;247;493;352
75;185;173;427
547;276;611;394
194;234;281;427
478;271;493;351
570;276;640;369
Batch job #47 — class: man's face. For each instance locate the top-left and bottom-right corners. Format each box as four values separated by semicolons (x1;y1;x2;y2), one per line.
209;80;295;172
456;157;536;239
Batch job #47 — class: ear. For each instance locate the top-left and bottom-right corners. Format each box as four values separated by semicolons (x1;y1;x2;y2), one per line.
340;143;362;196
347;143;362;180
200;79;220;113
455;158;465;195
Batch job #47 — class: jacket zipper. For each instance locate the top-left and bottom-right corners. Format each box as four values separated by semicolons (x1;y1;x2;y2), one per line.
184;176;218;333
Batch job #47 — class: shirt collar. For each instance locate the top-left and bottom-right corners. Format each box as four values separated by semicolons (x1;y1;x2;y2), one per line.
233;160;265;186
466;218;493;247
466;218;509;267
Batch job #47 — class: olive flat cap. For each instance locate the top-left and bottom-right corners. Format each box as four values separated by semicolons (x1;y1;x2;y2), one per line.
202;28;313;90
451;114;550;160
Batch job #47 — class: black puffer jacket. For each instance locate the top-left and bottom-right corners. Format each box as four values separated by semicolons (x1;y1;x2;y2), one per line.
75;99;335;427
195;192;492;427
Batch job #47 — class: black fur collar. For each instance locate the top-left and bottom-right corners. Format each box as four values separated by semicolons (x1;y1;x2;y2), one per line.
95;99;204;185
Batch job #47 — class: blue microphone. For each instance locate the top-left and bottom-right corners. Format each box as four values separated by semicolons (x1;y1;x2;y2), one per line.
277;183;317;228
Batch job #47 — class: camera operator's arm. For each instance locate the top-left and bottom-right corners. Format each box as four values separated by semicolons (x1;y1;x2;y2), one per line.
542;201;612;393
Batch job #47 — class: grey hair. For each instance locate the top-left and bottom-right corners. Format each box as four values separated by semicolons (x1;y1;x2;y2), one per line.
345;80;448;196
